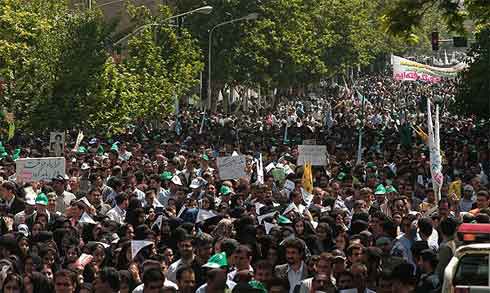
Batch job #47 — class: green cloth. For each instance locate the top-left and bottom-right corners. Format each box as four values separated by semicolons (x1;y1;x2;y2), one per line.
160;171;173;181
366;162;376;169
277;215;292;224
375;184;386;195
248;280;267;293
0;142;7;158
78;146;87;154
203;252;227;268
219;185;232;195
201;154;209;161
337;172;347;181
111;142;119;151
386;185;397;193
97;145;105;156
12;148;20;160
35;193;48;205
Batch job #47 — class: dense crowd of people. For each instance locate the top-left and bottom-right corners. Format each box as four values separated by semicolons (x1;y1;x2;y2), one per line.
0;73;489;293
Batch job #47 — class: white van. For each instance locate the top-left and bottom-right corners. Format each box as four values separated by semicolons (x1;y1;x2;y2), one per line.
442;243;490;293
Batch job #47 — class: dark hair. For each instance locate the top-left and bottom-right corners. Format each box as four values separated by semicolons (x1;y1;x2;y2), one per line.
269;277;290;290
98;267;121;291
115;193;129;205
255;260;273;272
337;270;354;280
29;271;53;292
282;238;304;256
142;267;164;285
221;238;240;257
477;190;489;199
289;191;301;201
150;174;161;184
194;233;213;248
417;217;433;238
176;266;194;282
2;273;24;292
236;245;252;258
145;189;156;198
1;181;17;194
346;243;364;257
440;217;459;237
54;269;77;288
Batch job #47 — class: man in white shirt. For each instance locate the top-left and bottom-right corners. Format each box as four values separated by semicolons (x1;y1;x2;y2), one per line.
167;234;195;283
142;189;163;208
106;193;128;225
52;176;76;214
296;252;336;293
274;238;308;293
132;260;178;293
228;245;254;282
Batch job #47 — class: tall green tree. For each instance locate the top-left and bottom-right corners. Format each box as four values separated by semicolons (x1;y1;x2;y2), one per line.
90;4;203;133
0;1;203;133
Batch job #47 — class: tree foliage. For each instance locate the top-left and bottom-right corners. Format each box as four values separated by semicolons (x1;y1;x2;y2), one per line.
177;0;398;107
383;0;490;119
0;0;203;134
454;27;490;118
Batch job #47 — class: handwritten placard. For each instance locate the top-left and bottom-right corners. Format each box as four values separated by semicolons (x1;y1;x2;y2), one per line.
217;155;246;180
16;157;65;182
297;145;327;166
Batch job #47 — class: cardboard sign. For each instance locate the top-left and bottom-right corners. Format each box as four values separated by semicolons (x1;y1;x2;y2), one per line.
217;155;246;180
49;132;65;156
297;145;327;166
16;157;66;182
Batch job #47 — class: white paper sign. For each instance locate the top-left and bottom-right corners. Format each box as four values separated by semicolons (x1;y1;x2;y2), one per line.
284;179;295;192
16;157;66;182
297;145;327;166
265;162;275;173
217;156;246;180
49;132;65;156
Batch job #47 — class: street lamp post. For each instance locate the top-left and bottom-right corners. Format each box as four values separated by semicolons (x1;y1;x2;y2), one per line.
207;13;259;110
113;6;213;47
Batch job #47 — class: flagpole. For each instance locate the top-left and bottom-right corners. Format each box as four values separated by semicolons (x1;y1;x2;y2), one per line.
356;91;365;165
283;122;288;144
199;111;206;134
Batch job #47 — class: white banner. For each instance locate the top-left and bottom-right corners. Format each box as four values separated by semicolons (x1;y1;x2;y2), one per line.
392;55;467;83
217;155;246;180
297;145;327;166
16;157;66;182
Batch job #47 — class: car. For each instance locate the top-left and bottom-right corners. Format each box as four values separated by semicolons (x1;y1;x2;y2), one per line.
442;243;490;293
458;223;490;244
442;224;490;293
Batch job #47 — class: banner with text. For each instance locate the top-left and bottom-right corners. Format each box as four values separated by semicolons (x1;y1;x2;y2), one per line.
392;55;467;83
297;145;327;166
16;157;65;182
217;155;247;180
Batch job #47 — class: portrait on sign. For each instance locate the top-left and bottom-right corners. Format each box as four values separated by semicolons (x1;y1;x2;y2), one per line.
49;132;65;156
